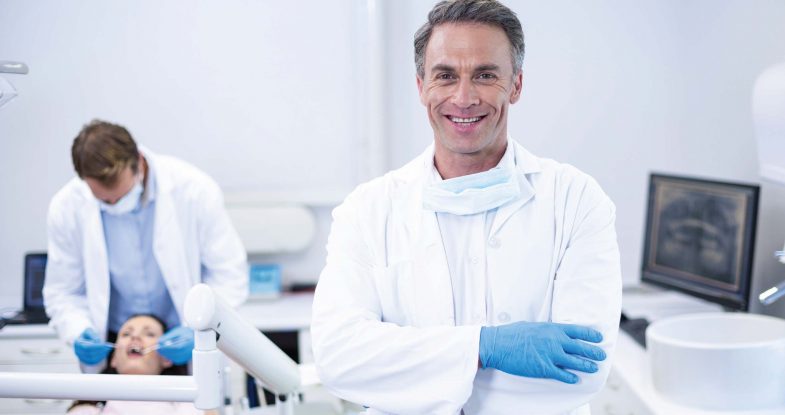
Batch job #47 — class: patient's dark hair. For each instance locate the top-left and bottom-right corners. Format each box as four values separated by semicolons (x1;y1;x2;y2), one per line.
67;314;188;411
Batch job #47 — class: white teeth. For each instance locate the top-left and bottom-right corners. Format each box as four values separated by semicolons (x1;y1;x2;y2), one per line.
450;116;481;123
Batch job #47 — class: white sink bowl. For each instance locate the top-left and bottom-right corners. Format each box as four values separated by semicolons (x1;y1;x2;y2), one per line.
647;312;785;410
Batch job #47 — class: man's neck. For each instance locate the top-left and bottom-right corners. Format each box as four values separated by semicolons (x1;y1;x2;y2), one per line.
434;140;508;180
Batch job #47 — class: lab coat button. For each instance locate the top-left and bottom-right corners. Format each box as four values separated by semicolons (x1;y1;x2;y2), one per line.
488;237;500;248
470;257;479;265
498;312;510;322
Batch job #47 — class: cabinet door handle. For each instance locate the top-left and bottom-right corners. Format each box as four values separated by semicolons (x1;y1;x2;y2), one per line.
20;347;63;356
24;399;66;407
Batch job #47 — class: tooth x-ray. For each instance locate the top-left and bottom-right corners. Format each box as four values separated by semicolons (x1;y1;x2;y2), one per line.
642;174;759;310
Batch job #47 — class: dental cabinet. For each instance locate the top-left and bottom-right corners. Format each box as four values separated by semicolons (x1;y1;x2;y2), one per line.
0;325;78;413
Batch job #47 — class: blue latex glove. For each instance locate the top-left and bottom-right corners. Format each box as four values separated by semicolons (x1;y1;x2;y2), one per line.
157;326;194;365
74;328;112;365
479;322;606;384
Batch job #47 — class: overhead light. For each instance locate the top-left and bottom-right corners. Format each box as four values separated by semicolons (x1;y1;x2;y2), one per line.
0;60;26;109
0;61;29;75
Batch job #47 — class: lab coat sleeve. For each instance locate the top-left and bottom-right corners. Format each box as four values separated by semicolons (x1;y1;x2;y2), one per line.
196;179;248;308
43;195;93;345
549;172;622;401
311;187;481;415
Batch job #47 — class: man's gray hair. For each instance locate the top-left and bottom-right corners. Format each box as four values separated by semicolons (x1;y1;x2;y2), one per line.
414;0;525;78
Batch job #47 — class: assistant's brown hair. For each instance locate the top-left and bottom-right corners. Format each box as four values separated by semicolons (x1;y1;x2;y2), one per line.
71;120;140;187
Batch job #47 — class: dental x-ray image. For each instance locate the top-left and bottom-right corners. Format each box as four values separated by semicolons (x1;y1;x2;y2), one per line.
643;173;759;310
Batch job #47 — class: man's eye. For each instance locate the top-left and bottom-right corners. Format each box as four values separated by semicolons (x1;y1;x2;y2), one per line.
436;73;455;80
477;73;497;80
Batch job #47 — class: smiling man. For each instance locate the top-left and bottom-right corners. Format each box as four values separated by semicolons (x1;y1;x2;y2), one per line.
44;120;247;371
311;1;622;414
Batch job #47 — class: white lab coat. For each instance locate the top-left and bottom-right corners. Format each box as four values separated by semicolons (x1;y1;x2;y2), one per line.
311;140;622;415
43;148;248;345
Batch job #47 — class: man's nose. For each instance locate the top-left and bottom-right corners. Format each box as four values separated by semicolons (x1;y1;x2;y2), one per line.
451;79;479;108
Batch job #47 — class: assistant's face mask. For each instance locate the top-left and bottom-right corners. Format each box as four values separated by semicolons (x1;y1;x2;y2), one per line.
99;177;143;215
422;166;521;215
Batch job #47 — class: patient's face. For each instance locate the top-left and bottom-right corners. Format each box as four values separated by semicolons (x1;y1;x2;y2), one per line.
110;315;172;375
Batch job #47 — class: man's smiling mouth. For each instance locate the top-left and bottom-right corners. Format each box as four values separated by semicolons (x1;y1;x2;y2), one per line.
447;115;486;124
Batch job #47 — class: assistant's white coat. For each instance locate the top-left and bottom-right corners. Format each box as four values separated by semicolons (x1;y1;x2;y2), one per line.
43;148;248;345
311;140;622;414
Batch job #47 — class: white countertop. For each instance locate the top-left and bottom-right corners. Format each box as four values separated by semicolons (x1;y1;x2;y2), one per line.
0;323;58;339
0;292;314;339
238;292;313;332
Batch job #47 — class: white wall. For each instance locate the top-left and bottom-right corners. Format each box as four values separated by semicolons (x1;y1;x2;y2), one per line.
1;1;784;316
0;0;369;308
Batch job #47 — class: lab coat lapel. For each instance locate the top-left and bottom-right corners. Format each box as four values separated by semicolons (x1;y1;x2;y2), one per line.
402;153;455;326
490;141;540;237
81;197;110;338
149;155;190;316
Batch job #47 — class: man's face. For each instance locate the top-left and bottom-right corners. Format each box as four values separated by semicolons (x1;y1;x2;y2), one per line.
417;23;522;158
84;165;137;205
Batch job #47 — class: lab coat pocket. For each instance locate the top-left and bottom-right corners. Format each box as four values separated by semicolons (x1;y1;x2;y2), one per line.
372;260;415;326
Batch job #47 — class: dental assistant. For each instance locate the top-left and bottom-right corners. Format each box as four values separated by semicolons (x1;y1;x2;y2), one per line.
310;1;622;414
43;120;248;368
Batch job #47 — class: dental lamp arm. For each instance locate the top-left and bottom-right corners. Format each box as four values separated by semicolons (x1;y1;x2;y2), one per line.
184;283;301;395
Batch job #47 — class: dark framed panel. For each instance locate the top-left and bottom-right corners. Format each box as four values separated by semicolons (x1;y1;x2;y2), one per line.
642;173;759;310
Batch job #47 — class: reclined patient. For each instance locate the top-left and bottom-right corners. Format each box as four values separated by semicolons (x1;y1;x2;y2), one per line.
67;314;215;415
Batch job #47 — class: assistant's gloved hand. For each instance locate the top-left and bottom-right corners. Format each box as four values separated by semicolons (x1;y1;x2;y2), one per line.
479;322;606;384
157;326;194;365
74;328;112;365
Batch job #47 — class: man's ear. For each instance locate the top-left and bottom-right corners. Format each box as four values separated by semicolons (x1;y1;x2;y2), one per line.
509;71;523;104
417;75;426;105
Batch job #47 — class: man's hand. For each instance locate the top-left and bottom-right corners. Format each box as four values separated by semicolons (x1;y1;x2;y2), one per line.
74;328;112;365
156;326;194;365
479;322;606;384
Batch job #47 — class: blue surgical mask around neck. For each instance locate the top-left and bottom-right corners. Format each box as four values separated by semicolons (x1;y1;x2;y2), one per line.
99;178;144;216
422;166;521;215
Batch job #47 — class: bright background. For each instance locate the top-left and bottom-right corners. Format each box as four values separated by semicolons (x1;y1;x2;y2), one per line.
1;0;784;316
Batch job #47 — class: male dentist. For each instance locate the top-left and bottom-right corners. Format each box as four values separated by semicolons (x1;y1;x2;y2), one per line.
311;1;622;413
44;119;247;368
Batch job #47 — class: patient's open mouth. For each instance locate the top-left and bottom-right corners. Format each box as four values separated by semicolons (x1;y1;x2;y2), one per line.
127;345;144;356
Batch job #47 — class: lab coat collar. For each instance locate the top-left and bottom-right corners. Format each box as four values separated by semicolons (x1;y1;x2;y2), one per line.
409;138;540;237
491;139;539;236
138;147;157;206
397;137;543;235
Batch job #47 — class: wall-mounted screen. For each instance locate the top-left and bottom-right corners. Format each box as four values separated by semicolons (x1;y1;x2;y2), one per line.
642;174;759;310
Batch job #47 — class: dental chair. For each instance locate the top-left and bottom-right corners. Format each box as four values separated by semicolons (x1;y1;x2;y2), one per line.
0;284;343;415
